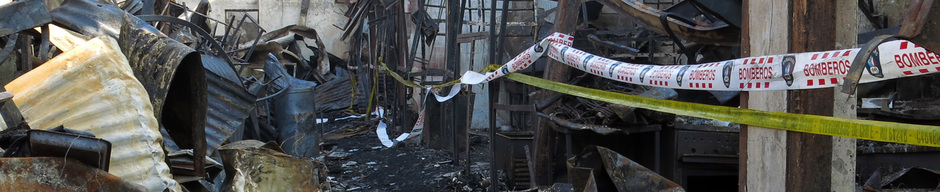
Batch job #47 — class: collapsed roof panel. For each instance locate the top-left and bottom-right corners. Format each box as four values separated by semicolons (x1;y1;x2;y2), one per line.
4;36;180;192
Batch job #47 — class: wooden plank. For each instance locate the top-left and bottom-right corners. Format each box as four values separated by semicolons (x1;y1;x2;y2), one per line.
456;32;490;43
787;0;836;191
531;0;582;185
832;0;858;191
741;0;789;191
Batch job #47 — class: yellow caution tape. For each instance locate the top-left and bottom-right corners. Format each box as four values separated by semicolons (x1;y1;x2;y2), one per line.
377;58;500;90
505;73;940;147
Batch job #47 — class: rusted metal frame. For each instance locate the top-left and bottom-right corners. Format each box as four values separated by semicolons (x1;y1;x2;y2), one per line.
227;14;249;56
238;14;266;64
373;3;393;112
137;15;235;69
341;0;375;41
221;15;236;50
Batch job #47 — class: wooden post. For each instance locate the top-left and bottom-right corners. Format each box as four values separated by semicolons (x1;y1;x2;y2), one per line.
787;0;844;191
531;0;581;185
740;0;789;191
742;1;856;191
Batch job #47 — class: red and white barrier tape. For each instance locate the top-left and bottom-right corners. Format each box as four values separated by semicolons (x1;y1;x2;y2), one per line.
452;33;939;94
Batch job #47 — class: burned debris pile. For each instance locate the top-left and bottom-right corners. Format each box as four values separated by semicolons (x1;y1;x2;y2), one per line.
0;0;379;191
2;0;940;191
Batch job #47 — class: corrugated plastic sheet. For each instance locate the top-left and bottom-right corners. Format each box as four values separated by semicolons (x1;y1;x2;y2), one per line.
4;36;180;192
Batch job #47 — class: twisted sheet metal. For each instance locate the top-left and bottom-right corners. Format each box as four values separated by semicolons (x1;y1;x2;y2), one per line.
597;146;684;192
50;0;208;119
51;2;209;181
4;37;180;192
203;55;256;154
219;140;330;191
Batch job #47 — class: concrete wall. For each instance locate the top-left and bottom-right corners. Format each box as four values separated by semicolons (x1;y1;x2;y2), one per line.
176;0;350;57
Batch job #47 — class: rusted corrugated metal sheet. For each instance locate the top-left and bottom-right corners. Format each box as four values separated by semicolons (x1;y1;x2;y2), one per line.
50;0;208;135
203;55;256;154
0;157;146;191
4;36;181;192
50;2;209;178
219;140;330;192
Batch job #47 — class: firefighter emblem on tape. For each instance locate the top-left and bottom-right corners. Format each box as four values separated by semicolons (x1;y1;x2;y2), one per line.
639;65;653;83
722;61;733;88
581;55;594;71
608;62;622;77
782;55;796;86
867;48;884;78
676;65;690;87
559;47;570;63
534;44;544;53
